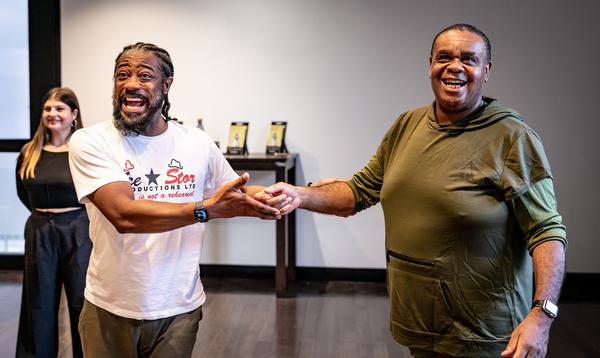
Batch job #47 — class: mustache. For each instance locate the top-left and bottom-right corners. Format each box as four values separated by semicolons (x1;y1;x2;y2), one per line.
112;88;165;136
118;90;149;104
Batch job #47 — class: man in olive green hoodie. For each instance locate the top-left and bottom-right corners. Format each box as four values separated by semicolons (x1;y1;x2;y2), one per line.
257;24;566;358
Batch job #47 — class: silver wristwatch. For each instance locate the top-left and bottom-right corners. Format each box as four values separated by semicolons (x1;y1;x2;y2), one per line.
532;299;558;318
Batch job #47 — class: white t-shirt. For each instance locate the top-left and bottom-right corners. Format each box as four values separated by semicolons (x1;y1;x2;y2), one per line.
68;120;237;320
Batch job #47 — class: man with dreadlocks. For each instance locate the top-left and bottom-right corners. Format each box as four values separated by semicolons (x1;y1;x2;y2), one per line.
68;42;289;357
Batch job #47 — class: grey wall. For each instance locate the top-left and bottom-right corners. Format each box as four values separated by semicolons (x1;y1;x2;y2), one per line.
61;0;600;272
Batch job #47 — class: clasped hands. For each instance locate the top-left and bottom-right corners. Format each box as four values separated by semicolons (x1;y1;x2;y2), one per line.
203;173;301;220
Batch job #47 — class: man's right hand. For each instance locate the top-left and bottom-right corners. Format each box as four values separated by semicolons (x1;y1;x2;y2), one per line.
204;173;282;220
254;182;302;215
256;178;356;217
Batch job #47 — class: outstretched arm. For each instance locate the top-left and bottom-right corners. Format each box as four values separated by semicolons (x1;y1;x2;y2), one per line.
88;173;281;233
256;178;356;217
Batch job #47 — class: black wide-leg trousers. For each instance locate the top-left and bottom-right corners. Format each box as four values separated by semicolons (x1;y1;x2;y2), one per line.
16;209;92;358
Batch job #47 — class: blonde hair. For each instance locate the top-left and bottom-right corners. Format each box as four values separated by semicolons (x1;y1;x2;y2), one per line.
18;87;83;179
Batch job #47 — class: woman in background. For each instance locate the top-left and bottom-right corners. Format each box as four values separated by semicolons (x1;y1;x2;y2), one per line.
15;87;91;357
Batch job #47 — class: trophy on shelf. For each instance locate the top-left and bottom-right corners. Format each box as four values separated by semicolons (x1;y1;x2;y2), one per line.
266;121;287;154
226;122;249;155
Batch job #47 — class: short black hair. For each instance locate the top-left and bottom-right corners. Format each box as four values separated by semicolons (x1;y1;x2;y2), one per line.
430;24;492;63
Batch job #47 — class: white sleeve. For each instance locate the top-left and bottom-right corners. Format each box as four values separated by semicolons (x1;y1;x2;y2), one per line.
202;139;238;199
68;129;130;203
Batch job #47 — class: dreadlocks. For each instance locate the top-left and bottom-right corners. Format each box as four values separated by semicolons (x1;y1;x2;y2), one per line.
114;42;178;123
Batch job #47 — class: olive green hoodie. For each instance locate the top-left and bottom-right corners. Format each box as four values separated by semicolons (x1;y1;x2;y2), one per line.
347;97;563;357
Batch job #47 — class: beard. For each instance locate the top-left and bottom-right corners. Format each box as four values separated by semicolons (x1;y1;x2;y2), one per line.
112;89;165;136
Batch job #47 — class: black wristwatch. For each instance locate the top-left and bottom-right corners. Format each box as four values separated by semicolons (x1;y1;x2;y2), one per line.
532;299;558;318
194;201;209;223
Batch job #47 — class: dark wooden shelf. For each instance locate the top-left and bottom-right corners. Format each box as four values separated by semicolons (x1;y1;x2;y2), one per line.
224;153;298;297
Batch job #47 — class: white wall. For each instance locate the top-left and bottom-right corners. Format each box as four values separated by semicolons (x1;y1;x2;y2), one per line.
61;0;600;272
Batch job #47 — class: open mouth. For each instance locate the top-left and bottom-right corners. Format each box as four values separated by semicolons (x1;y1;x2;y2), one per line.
442;79;466;89
121;96;147;113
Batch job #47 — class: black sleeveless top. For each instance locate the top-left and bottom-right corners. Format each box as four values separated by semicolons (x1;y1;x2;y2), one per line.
16;150;82;211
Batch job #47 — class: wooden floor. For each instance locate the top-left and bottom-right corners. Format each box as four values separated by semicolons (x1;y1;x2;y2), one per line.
1;270;599;358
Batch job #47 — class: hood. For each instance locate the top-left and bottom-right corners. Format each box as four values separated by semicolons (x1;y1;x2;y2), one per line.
427;97;523;132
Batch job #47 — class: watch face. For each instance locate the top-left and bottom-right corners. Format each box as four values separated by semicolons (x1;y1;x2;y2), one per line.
534;299;558;318
194;205;208;222
543;300;558;316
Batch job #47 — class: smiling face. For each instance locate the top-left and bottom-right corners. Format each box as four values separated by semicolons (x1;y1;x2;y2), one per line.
42;98;78;140
112;49;172;135
429;30;491;124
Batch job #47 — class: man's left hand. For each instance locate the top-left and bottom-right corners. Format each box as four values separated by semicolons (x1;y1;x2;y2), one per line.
501;309;553;358
254;182;302;215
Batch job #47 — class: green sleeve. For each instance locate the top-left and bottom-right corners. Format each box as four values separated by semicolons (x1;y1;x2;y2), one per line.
500;128;553;200
346;128;391;213
510;178;567;253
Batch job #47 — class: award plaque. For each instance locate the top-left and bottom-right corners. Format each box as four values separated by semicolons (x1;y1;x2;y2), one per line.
266;121;287;154
226;122;249;155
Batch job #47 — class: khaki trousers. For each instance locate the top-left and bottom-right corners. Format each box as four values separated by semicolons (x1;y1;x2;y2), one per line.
78;299;202;358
